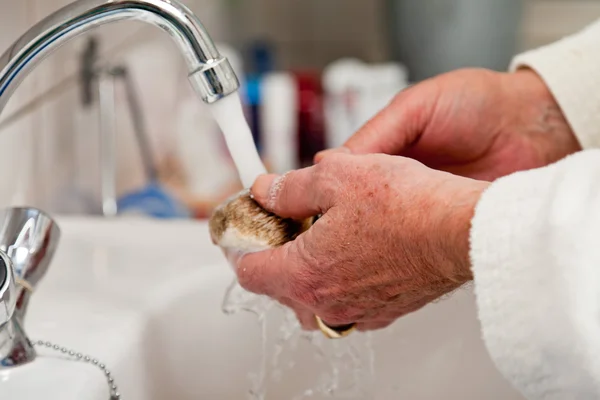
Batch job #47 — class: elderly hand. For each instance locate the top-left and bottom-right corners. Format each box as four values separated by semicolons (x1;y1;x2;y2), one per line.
234;153;489;331
230;68;578;333
317;68;581;180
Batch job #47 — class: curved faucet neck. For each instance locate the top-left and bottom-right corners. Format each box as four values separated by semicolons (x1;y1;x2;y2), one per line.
0;0;239;115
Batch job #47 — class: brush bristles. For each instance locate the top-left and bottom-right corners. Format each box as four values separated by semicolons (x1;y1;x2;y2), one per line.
209;190;312;253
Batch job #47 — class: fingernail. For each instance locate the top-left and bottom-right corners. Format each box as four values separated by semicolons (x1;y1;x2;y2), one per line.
250;174;279;208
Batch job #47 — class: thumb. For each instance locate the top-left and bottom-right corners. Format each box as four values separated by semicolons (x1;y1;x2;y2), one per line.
234;236;306;299
250;167;333;219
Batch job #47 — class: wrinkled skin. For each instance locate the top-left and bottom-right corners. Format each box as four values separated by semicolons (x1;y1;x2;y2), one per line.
317;68;580;179
233;68;581;331
236;154;488;331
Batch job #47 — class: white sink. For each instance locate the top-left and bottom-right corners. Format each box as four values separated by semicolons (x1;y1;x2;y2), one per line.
0;217;524;399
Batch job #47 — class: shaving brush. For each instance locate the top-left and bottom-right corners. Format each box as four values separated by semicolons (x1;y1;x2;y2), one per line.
208;189;312;253
208;189;355;339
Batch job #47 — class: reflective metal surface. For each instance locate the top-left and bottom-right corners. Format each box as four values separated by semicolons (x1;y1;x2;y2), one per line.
0;251;16;331
0;208;60;368
0;318;36;368
0;0;240;109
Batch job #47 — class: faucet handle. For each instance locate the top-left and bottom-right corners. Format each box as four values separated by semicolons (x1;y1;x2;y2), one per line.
0;207;60;284
0;207;60;321
0;250;35;367
0;210;57;368
0;250;16;327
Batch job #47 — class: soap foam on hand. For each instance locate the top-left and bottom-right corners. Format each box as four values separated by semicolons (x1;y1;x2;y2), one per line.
208;93;267;188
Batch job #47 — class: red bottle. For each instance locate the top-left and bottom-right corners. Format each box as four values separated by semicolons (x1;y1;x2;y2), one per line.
293;71;326;168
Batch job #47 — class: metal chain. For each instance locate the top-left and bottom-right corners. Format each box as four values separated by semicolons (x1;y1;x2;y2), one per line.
33;340;121;400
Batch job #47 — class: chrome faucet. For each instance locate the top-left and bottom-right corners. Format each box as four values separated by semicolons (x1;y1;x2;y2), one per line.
0;248;18;366
0;0;241;368
0;0;240;112
0;208;60;367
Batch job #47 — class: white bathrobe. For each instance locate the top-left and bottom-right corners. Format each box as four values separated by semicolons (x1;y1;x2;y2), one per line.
471;20;600;399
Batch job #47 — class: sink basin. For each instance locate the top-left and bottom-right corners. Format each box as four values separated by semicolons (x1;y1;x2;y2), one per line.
0;217;523;399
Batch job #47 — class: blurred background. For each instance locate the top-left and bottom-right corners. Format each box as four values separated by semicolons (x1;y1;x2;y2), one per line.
0;0;598;220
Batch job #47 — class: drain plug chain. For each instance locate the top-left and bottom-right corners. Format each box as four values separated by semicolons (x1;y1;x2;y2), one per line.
33;340;121;400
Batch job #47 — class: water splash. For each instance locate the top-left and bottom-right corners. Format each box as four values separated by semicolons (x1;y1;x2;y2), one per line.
222;280;376;399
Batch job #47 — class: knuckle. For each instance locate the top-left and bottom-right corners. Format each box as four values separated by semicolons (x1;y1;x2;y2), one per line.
296;236;320;269
312;162;329;187
314;157;347;200
316;152;346;171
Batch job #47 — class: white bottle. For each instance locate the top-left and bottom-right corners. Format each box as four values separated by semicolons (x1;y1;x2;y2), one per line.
323;59;410;150
359;62;409;127
322;58;366;149
260;72;298;175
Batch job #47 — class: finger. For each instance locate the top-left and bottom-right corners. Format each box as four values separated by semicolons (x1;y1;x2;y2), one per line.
250;168;332;219
234;245;289;297
314;146;351;164
278;297;318;331
235;232;311;298
356;320;395;332
343;86;433;155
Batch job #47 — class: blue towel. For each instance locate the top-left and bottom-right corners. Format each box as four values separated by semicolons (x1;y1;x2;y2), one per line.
117;183;190;219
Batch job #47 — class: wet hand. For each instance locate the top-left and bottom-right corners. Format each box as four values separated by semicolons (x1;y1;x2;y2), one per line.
234;153;488;331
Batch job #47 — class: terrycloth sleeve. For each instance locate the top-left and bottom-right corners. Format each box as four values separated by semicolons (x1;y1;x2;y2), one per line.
509;19;600;149
471;150;600;399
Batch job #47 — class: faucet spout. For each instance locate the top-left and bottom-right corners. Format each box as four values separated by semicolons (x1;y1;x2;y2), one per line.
0;0;239;113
